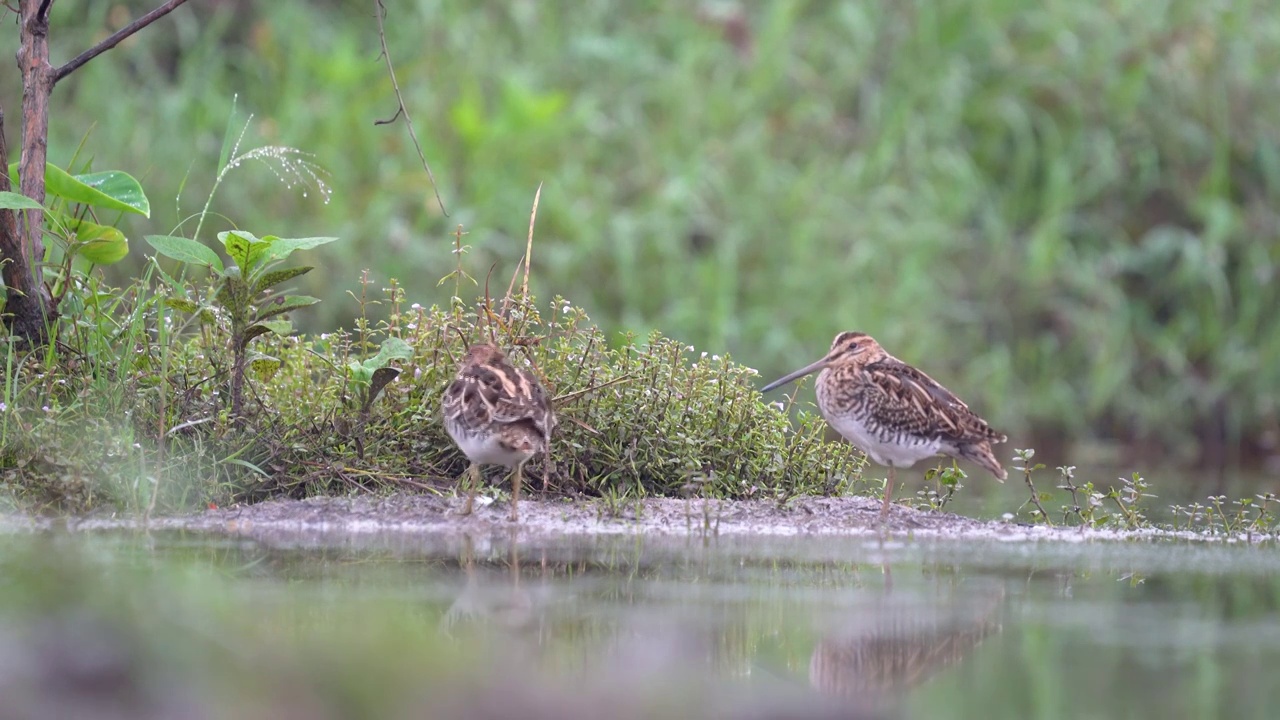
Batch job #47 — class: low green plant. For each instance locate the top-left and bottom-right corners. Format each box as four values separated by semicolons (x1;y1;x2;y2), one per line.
1106;473;1154;529
1009;450;1280;539
146;230;337;422
242;275;869;503
914;463;966;512
1;161;148;272
1013;448;1053;526
1169;493;1280;538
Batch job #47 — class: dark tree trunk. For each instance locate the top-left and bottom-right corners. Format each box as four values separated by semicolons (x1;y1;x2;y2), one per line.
0;109;55;345
0;1;58;345
0;0;197;345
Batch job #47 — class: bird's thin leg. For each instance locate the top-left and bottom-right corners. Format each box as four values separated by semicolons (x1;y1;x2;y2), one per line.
880;466;895;521
461;463;480;516
509;461;524;522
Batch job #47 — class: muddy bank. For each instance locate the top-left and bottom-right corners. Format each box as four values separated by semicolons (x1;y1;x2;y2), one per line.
4;493;1263;544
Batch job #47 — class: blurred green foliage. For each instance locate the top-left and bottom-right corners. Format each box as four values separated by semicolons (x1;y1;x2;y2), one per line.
3;0;1278;459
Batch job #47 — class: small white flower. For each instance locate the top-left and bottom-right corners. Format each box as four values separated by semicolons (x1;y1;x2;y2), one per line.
700;351;708;358
411;303;422;310
712;354;720;361
0;402;6;412
133;443;142;450
1001;512;1015;521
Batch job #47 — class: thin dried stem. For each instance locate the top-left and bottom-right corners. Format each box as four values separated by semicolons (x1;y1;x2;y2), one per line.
372;0;448;217
553;373;636;405
522;182;541;304
482;263;499;344
500;183;542;322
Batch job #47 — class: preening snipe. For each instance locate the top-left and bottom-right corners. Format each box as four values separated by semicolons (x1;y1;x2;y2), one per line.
442;343;555;522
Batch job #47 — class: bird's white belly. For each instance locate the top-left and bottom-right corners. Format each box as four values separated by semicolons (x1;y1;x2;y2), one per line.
446;423;531;468
823;411;943;469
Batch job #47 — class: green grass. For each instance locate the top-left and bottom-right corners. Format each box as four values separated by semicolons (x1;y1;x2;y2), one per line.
5;0;1277;460
1;253;868;514
2;0;1279;497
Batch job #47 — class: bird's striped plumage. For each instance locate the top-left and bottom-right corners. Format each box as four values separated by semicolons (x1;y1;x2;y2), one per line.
442;343;555;522
761;331;1006;520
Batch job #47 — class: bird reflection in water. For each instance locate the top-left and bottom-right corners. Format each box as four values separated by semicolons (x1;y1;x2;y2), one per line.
432;538;897;720
809;563;1006;713
439;530;538;640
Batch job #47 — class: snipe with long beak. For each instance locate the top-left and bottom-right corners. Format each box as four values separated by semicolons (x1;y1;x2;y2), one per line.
760;331;1007;521
442;343;555;522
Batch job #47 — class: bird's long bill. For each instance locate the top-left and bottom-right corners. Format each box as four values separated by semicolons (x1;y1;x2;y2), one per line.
760;358;829;393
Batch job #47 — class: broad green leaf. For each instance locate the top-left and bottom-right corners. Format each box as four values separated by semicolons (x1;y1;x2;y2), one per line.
218;230;275;273
240;320;292;351
0;191;42;210
255;294;319;322
251;265;313;295
258;319;293;335
257;236;339;265
346;360;374;385
219;230;254;269
240;323;274;349
8;162;149;216
245;240;276;272
146;235;224;272
72;171;150;218
362;336;414;370
68;218;128;265
250;356;282;384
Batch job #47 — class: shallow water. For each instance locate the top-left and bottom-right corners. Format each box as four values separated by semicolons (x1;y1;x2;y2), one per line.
1;528;1277;719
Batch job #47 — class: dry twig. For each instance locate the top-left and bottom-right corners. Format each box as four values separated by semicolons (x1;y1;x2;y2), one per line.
372;0;448;217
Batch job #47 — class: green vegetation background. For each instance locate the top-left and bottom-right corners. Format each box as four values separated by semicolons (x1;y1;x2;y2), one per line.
3;0;1278;464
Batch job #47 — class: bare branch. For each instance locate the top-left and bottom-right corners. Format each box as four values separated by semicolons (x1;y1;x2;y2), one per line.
52;0;191;85
373;0;448;217
373;106;402;126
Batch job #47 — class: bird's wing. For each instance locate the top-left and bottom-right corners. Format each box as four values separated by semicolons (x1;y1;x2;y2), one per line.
860;359;1004;444
491;371;553;432
445;357;553;436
